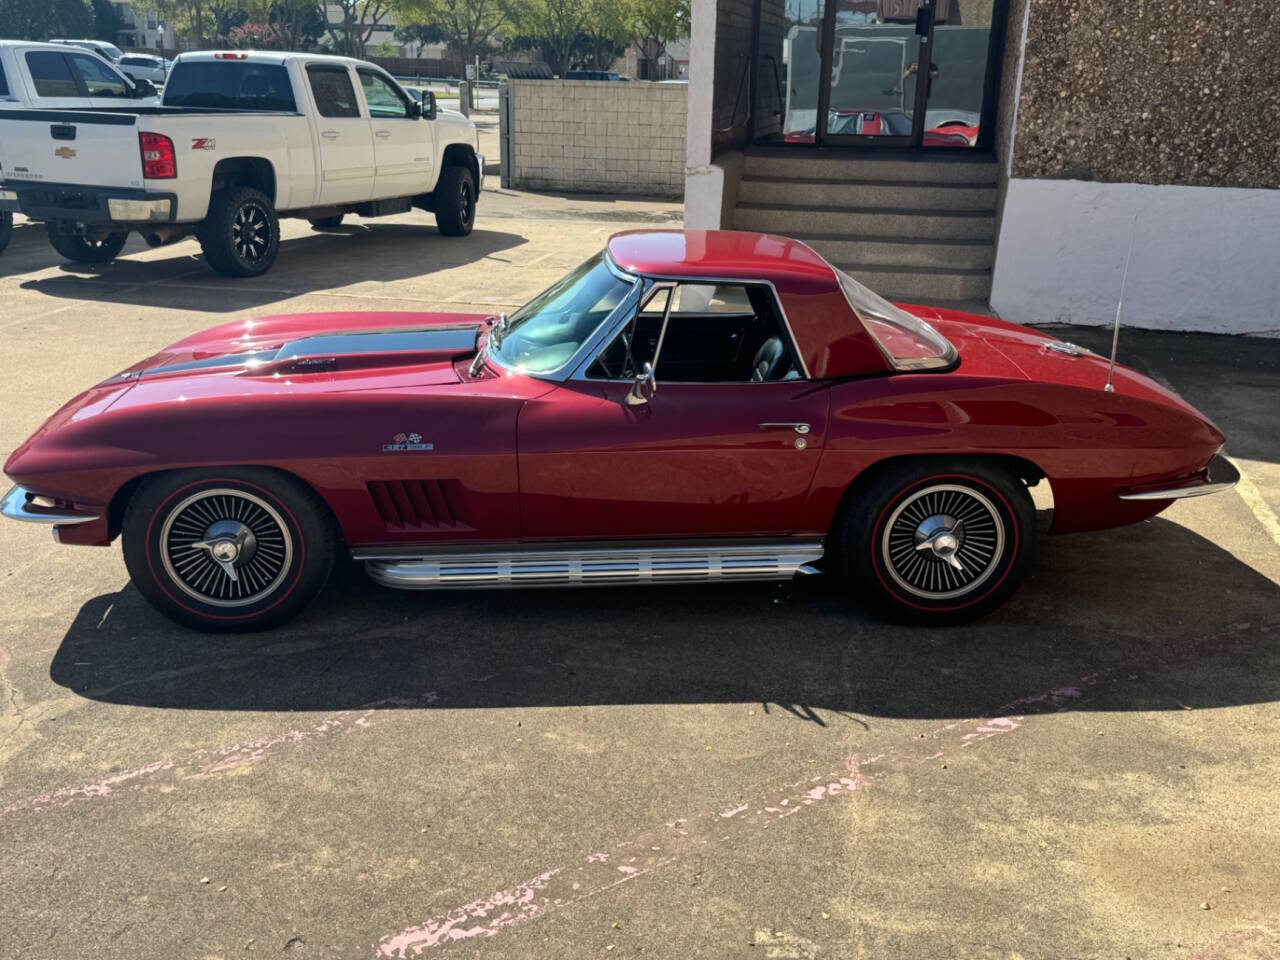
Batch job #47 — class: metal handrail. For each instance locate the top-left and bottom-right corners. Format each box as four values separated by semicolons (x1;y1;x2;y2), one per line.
713;53;752;135
760;53;784;121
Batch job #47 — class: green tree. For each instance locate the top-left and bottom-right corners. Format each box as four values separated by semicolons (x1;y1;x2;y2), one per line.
579;0;626;71
394;20;445;58
92;0;123;43
508;0;589;76
326;0;395;56
397;0;507;66
270;0;326;50
627;0;688;80
0;0;94;40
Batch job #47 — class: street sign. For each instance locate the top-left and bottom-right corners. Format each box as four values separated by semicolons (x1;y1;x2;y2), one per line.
465;64;476;80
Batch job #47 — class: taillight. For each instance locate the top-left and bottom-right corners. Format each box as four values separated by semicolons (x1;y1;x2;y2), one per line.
139;131;176;179
214;52;248;59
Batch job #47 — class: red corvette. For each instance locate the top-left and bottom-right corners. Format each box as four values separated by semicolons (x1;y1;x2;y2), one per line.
2;230;1237;631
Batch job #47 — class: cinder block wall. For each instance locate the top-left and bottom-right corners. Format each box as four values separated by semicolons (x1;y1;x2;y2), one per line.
506;80;687;197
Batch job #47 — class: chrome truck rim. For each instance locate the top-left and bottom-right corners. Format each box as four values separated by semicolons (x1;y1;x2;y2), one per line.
232;201;271;263
881;483;1005;600
160;489;293;607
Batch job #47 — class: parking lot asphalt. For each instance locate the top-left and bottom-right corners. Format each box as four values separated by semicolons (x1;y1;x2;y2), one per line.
1;190;1279;960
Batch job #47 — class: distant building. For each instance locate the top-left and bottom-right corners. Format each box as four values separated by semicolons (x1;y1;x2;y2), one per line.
113;1;177;52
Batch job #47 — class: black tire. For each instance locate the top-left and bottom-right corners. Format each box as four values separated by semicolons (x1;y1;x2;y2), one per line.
122;468;336;633
309;214;345;229
197;186;280;277
45;220;127;263
0;211;12;254
433;164;476;237
838;458;1037;625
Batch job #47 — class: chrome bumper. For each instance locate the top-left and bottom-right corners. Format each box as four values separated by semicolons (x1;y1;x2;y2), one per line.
1119;454;1240;501
0;485;100;524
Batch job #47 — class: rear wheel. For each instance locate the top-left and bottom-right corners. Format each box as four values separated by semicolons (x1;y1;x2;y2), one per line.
433;164;476;237
198;186;280;277
839;459;1037;625
122;468;336;632
309;214;345;229
45;221;127;263
0;211;12;254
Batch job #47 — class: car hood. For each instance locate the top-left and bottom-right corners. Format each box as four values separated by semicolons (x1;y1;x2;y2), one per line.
107;310;489;388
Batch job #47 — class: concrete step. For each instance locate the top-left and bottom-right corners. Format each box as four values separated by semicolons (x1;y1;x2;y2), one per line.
833;262;993;302
734;203;995;240
739;176;997;211
742;148;999;184
797;234;994;270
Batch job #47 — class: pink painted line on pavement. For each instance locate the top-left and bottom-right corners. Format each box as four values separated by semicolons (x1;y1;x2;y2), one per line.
374;677;1095;958
0;691;437;818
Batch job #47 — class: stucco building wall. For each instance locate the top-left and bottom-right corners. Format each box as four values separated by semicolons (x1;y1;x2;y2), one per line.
503;80;687;197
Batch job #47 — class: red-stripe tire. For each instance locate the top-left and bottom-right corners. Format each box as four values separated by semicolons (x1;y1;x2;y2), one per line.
122;468;336;632
838;459;1038;625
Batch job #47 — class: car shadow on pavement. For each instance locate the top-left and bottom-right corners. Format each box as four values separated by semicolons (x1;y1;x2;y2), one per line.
9;225;528;311
49;517;1280;722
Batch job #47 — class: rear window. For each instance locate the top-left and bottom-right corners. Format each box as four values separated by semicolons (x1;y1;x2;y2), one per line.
162;61;296;111
835;268;957;371
26;51;80;98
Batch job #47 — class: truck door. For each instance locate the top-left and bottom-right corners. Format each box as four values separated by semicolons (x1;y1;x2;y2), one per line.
355;68;434;200
304;63;374;205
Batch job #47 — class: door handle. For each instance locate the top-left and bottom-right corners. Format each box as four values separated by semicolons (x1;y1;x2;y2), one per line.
321;130;339;140
758;422;810;434
375;129;392;139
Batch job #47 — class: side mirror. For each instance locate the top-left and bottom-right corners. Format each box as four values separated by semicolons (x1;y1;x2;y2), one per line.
421;90;437;120
131;77;157;98
408;98;423;119
625;362;657;406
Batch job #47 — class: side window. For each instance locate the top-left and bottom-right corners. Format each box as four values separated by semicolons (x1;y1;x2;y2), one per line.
358;69;411;118
589;283;801;383
25;52;80;98
0;60;9;97
69;53;128;98
307;66;360;118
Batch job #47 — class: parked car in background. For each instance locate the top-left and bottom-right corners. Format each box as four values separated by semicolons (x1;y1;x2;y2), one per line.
0;230;1238;632
564;70;623;81
118;54;170;86
0;51;483;276
0;40;159;109
48;39;126;63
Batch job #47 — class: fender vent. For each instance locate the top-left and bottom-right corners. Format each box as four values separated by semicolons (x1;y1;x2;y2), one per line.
367;480;468;532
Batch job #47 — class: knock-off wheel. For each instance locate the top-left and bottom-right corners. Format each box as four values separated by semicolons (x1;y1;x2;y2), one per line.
838;459;1037;624
122;468;335;632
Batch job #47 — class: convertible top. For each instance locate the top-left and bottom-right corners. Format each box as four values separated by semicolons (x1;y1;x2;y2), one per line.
606;230;840;290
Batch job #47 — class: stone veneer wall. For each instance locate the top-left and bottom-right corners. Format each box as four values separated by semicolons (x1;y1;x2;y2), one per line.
1011;0;1279;189
504;80;687;197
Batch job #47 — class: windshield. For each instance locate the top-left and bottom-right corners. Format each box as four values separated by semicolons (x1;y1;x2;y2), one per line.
835;268;956;371
490;254;633;374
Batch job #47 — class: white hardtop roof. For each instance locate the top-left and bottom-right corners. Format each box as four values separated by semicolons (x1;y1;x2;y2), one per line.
175;51;375;69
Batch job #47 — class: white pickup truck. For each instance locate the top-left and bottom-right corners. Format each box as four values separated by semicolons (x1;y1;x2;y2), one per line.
0;51;483;276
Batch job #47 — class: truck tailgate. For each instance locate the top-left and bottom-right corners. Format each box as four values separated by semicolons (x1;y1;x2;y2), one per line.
0;110;145;189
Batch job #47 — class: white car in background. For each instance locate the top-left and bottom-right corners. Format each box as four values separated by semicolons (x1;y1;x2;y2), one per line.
118;54;170;86
48;39;127;64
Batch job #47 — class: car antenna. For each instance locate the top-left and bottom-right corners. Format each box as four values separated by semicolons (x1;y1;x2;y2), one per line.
1105;215;1138;393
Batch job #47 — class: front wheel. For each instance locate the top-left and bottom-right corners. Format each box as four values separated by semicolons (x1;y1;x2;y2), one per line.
838;459;1038;625
122;468;336;632
433;164;476;237
197;186;280;277
46;221;127;263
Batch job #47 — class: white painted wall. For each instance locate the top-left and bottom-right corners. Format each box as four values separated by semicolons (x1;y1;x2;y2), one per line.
992;178;1280;336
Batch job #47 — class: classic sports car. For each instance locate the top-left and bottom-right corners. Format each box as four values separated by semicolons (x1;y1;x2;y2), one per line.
2;230;1238;631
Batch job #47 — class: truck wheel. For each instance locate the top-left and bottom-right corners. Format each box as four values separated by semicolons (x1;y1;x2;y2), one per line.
309;214;344;230
45;221;127;263
121;467;337;633
837;458;1038;626
0;211;12;254
434;165;476;237
198;186;280;277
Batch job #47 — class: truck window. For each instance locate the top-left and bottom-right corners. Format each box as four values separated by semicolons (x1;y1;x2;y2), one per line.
357;69;411;118
25;51;80;98
68;53;128;98
0;61;9;97
306;65;360;118
163;61;296;111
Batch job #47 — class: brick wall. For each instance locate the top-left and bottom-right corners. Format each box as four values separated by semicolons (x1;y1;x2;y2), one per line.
504;80;687;197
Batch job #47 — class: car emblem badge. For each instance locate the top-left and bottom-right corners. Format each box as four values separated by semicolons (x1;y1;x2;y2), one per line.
54;147;77;159
191;138;216;151
383;432;433;452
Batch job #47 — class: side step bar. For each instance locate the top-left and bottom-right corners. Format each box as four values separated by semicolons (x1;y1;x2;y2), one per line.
358;541;826;591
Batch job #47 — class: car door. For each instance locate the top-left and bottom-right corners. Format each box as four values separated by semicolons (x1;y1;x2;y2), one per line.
66;51;134;108
356;67;433;199
517;281;831;540
304;63;374;205
21;50;90;108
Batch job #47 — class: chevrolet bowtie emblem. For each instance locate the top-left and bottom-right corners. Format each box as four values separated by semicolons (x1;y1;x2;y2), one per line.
54;147;77;159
